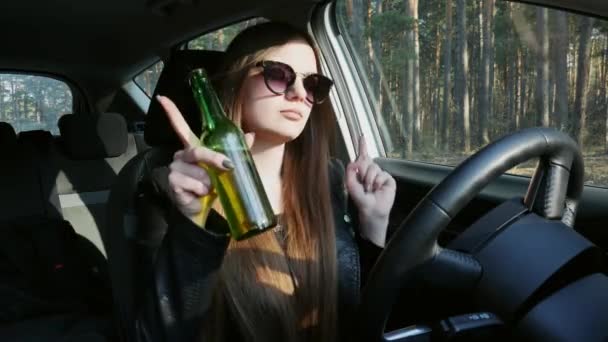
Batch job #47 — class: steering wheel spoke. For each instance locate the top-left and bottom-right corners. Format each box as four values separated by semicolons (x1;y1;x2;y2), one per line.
422;249;482;293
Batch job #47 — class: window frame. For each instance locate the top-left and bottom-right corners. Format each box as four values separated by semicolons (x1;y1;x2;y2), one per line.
310;3;385;161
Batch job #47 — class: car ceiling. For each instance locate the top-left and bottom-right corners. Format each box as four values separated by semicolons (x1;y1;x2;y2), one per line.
0;0;323;94
0;0;605;98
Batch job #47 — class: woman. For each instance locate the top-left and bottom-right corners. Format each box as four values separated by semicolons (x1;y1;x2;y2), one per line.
140;22;396;341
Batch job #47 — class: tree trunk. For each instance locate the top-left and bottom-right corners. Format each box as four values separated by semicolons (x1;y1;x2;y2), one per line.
605;87;608;153
433;26;442;148
552;11;569;133
402;31;414;157
596;37;604;109
11;77;17;121
479;0;493;145
352;0;366;50
509;44;518;130
573;17;594;150
344;0;365;62
217;30;224;49
571;47;578;103
600;34;608;101
520;48;527;127
404;0;420;150
489;3;496;139
455;0;470;152
515;48;522;130
0;77;4;121
470;0;481;142
366;0;376;80
442;0;453;151
535;7;550;126
375;1;385;135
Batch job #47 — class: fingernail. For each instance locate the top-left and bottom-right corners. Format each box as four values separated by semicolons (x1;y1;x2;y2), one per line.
155;95;163;102
222;159;234;169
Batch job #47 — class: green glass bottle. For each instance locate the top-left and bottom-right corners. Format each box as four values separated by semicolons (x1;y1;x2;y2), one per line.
189;68;277;240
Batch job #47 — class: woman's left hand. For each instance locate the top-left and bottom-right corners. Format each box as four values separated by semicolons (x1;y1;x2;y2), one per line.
345;135;396;248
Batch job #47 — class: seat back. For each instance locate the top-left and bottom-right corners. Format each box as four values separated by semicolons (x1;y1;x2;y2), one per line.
0;124;61;224
0;122;115;340
105;50;225;341
52;112;138;256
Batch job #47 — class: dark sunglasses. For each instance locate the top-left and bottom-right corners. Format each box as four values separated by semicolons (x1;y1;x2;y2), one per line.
255;60;334;104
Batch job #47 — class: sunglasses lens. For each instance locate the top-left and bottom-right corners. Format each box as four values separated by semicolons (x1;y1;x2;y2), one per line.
303;75;333;104
264;63;294;94
260;61;333;104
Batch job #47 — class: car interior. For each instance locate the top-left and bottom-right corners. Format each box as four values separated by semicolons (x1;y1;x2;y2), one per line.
0;0;608;341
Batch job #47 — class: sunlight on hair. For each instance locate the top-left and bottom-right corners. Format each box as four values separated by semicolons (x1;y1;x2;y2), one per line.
299;307;319;329
255;266;296;295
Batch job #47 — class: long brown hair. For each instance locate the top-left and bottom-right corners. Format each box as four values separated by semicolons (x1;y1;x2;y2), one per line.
202;22;338;341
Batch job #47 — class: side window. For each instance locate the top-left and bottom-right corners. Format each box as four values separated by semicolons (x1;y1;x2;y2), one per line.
0;74;72;135
134;60;164;97
336;0;608;187
133;18;266;98
187;18;267;51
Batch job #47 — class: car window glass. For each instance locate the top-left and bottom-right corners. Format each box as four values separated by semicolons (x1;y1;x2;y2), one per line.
336;0;608;187
134;60;164;98
0;74;72;135
187;17;268;50
133;18;267;98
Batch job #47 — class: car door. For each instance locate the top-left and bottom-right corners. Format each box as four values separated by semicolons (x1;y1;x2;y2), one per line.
313;0;608;251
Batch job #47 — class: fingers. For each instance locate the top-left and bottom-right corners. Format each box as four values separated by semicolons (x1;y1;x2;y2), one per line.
347;158;393;193
372;170;395;192
179;146;234;171
244;132;256;149
168;168;210;197
363;163;381;192
170;159;211;189
157;95;200;148
357;134;369;161
345;161;365;198
168;167;205;217
169;150;223;217
172;188;202;215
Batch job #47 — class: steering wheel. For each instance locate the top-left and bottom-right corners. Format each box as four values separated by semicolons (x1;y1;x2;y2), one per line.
358;127;584;341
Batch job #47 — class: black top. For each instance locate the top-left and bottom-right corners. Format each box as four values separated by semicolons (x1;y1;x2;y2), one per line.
136;159;382;341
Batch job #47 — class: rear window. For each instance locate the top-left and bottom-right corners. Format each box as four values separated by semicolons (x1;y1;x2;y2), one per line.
187;18;268;51
0;74;72;135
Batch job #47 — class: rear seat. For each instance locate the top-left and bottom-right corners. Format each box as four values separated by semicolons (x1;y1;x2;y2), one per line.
17;113;139;257
1;120;116;341
0;123;61;223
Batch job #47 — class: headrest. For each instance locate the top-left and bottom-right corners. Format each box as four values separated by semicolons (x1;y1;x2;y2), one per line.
0;122;17;145
144;50;225;147
58;113;128;160
18;129;53;145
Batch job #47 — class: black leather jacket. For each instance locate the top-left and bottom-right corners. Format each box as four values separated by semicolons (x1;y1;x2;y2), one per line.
136;159;371;341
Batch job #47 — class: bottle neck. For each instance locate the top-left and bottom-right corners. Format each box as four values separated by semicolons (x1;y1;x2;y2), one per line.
190;69;225;132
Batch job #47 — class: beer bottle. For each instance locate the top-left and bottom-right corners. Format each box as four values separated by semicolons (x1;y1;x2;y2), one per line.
189;68;277;240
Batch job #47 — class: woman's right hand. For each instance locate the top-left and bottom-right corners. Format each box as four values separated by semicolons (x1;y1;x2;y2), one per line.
158;95;254;221
157;95;233;219
168;146;233;218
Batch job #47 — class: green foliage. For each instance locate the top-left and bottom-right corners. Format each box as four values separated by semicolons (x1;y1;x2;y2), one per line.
187;18;267;51
337;0;608;186
369;11;416;37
